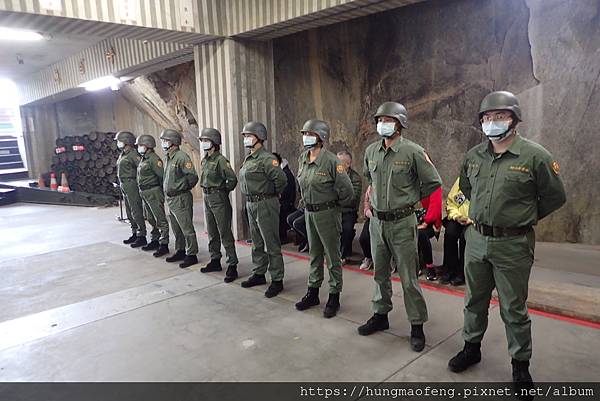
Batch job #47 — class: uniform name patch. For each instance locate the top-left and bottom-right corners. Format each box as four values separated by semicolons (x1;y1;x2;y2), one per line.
316;171;328;177
394;160;411;166
509;165;530;173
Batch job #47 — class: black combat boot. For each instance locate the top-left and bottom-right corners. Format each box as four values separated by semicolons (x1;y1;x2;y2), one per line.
153;244;169;257
200;259;222;273
358;313;389;335
512;359;534;401
295;287;320;310
130;236;147;248
448;341;482;372
123;234;137;244
179;254;198;268
410;324;426;352
265;280;284;298
323;293;340;318
141;240;159;251
224;265;238;283
166;250;186;263
241;274;267;288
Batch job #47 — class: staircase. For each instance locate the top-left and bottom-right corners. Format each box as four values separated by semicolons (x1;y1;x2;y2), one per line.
0;135;28;181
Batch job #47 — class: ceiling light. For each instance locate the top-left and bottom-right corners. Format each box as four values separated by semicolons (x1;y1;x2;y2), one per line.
0;27;44;41
79;75;122;92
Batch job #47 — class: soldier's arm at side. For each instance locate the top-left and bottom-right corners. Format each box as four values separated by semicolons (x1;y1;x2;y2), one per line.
220;158;238;192
535;153;567;220
151;156;164;185
414;151;442;198
363;151;372;185
266;157;288;194
181;154;199;189
458;157;472;200
334;160;354;208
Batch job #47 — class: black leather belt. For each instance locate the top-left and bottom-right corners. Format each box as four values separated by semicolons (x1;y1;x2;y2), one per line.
374;206;414;221
202;187;223;194
246;193;276;202
305;200;338;212
139;184;160;191
474;223;531;237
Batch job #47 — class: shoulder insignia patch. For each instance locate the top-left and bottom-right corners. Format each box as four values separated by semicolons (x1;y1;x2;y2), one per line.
272;159;279;167
551;161;560;175
336;164;344;174
185;162;193;169
157;160;163;168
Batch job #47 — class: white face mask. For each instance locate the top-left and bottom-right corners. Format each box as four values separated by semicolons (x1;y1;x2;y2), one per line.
117;141;125;149
137;145;147;154
201;141;213;151
482;120;511;142
302;135;318;148
243;136;255;148
161;140;171;151
376;122;396;137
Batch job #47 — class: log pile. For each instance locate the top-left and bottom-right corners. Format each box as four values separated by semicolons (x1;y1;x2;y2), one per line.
50;131;121;196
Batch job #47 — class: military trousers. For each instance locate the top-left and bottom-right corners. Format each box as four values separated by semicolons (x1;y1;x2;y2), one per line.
246;197;284;281
306;207;343;294
121;179;146;237
463;226;535;361
140;186;169;244
370;213;428;323
204;191;238;266
166;191;198;256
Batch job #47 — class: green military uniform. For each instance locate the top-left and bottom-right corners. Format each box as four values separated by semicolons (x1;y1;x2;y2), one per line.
117;147;146;237
364;137;442;322
164;147;199;256
459;134;566;361
137;150;169;245
239;147;287;280
200;151;238;266
298;149;354;293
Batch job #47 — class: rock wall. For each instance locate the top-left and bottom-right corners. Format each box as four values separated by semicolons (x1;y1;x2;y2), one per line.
273;0;600;244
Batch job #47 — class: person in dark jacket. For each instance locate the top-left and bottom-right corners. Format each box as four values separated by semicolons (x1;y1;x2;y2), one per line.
273;152;297;244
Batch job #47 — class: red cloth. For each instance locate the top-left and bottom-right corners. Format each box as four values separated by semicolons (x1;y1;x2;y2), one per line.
422;186;442;230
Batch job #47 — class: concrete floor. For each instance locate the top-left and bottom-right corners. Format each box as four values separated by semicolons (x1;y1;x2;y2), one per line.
0;203;598;382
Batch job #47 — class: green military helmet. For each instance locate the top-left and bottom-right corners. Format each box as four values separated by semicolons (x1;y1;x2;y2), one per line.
479;91;522;121
301;119;330;142
374;102;409;129
241;121;267;141
160;129;182;146
199;128;222;145
135;134;156;148
114;131;136;146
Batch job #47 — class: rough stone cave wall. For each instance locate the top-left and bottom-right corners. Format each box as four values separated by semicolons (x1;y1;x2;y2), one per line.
273;0;600;244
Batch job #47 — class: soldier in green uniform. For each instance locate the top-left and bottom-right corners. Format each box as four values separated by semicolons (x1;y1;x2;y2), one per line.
294;120;354;318
448;91;566;394
115;131;147;248
238;121;288;298
160;129;200;269
198;128;240;283
359;102;442;353
135;134;169;257
337;150;363;263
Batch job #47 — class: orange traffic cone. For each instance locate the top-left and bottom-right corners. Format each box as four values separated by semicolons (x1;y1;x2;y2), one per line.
60;172;70;192
38;175;46;189
50;173;58;190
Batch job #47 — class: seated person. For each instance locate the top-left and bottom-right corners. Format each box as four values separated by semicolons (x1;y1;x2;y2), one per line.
417;186;443;280
337;151;363;262
287;207;308;253
273;152;297;244
440;177;470;286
